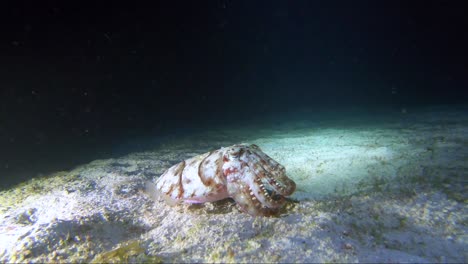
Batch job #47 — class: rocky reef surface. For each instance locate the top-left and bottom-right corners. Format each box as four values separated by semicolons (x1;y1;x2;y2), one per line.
1;106;466;263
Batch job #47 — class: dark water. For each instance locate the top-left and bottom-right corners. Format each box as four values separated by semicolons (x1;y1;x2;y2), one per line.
1;1;467;189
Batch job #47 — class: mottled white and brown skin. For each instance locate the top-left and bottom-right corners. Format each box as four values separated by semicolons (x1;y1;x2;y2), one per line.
153;144;296;216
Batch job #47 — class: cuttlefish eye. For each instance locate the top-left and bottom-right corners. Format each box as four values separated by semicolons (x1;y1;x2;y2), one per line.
228;148;240;157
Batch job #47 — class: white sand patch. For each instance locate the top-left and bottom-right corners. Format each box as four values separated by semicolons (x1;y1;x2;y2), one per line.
253;129;404;200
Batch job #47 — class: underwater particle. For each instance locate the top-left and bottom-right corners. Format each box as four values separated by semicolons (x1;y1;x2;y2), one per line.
343;242;354;250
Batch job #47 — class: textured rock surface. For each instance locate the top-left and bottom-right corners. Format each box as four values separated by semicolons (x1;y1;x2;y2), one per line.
0;106;466;263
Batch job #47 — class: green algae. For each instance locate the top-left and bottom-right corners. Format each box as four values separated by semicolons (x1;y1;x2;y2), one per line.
91;240;162;263
0;171;79;214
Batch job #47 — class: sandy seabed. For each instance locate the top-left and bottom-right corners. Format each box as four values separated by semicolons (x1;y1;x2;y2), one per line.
0;106;467;263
